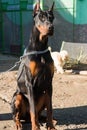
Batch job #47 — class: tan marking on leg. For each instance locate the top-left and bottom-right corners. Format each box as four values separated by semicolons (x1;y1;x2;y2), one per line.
30;111;40;130
15;112;22;130
15;94;28;130
15;94;22;107
15;95;23;130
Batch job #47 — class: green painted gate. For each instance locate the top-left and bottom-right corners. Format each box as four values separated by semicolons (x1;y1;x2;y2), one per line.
0;0;86;55
0;0;43;55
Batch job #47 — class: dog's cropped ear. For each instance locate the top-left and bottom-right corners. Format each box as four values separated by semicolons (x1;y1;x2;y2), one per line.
49;2;55;12
33;3;41;17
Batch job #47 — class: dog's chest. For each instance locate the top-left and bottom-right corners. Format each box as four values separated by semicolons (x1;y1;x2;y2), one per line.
27;54;54;87
17;53;54;95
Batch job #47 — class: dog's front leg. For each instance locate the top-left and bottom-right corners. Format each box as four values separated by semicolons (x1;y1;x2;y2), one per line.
15;111;22;130
46;91;56;130
27;88;40;130
25;66;40;130
46;96;53;130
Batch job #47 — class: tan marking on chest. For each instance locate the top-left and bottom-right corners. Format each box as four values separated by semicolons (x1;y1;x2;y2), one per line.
29;61;38;77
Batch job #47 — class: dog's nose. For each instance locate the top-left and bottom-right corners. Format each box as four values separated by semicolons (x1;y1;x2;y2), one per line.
49;25;54;31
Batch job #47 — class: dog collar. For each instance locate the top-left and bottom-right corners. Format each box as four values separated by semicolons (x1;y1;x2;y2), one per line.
20;48;49;61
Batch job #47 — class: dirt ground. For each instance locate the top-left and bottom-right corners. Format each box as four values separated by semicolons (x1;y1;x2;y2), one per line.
0;55;87;130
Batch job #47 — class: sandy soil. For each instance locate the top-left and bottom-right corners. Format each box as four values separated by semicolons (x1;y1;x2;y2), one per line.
0;57;87;130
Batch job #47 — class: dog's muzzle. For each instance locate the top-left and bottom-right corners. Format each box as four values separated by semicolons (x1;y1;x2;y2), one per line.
48;25;54;35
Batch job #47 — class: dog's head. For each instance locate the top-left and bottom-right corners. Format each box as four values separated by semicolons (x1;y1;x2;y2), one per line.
33;2;54;36
60;50;69;61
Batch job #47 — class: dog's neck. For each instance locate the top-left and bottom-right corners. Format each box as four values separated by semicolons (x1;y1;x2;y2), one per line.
27;25;48;52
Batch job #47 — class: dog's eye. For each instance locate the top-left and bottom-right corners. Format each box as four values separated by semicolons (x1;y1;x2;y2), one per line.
39;14;46;22
49;16;54;22
48;11;54;22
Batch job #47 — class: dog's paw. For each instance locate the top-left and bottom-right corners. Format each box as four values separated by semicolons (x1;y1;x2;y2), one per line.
60;70;64;74
32;126;41;130
56;66;64;74
16;122;22;130
57;70;64;74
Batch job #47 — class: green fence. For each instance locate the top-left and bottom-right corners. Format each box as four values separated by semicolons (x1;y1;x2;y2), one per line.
0;0;43;55
43;0;75;51
0;0;75;55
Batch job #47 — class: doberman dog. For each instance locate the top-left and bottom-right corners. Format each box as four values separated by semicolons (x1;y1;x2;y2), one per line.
11;2;56;130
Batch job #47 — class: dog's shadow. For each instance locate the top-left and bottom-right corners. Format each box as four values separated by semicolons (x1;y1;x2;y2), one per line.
1;105;87;130
53;105;87;130
54;106;87;125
